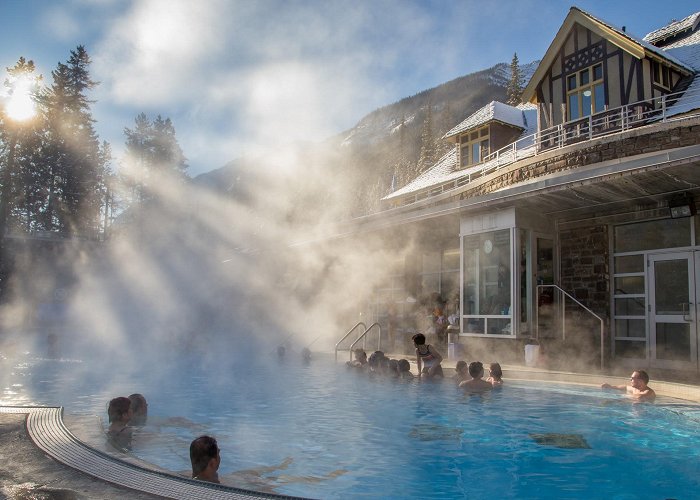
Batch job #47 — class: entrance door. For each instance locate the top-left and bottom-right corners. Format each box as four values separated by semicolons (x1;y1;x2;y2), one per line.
648;252;698;370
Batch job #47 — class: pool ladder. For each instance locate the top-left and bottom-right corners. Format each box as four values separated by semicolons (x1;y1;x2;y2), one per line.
334;321;382;362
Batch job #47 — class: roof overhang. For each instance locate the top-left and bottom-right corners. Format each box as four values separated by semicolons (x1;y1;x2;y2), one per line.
340;142;700;237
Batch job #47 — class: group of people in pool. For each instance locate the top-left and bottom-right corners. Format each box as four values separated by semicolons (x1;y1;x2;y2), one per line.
345;333;503;393
106;393;148;450
346;333;656;401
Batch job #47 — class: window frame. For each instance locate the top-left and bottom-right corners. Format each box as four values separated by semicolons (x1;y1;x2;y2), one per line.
566;63;605;121
458;125;490;168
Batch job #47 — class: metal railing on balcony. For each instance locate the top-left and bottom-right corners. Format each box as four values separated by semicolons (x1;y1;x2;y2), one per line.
397;84;700;207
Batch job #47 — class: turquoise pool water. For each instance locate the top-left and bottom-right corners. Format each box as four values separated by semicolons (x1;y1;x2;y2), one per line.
2;351;699;499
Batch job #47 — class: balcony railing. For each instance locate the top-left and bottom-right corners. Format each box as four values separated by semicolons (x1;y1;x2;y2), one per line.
396;84;700;207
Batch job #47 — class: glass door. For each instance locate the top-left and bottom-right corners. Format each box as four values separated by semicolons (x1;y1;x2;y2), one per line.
648;252;698;370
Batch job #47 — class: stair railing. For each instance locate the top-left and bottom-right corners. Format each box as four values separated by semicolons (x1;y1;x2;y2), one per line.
335;322;366;361
536;284;605;370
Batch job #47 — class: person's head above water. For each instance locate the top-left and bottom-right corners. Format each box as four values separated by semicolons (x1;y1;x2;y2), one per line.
489;363;503;379
108;396;131;424
468;361;484;378
128;393;148;425
190;435;221;483
455;360;468;374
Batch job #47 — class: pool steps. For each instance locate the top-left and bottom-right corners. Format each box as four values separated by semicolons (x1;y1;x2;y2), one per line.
0;406;307;500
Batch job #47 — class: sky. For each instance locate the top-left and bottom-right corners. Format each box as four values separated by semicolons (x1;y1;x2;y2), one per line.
1;0;699;177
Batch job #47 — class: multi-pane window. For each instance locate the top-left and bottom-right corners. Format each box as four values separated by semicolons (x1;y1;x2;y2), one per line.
567;63;605;120
459;126;490;168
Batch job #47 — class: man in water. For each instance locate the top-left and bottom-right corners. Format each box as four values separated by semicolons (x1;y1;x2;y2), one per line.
190;435;221;483
459;361;493;393
601;370;656;402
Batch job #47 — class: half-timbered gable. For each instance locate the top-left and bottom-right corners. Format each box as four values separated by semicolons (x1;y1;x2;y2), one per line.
522;7;694;131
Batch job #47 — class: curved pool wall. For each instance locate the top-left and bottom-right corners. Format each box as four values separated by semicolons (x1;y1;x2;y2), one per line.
2;351;700;499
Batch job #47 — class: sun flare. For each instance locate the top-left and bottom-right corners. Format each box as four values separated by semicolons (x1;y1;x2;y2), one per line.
5;76;36;121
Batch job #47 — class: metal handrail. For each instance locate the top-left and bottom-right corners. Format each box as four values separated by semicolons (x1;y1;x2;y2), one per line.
334;322;366;361
536;284;605;370
348;322;382;362
396;84;700;207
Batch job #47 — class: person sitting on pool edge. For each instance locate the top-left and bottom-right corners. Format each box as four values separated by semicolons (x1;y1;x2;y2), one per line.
413;333;443;378
601;370;656;402
107;396;133;450
190;435;221;483
459;361;493;393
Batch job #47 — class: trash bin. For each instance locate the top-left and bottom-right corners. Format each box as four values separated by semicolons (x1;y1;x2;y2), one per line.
524;343;540;367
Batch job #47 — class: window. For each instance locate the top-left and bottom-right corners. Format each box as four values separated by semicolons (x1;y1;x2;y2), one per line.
459;126;490;168
462;229;512;336
652;61;670;89
567;63;605;120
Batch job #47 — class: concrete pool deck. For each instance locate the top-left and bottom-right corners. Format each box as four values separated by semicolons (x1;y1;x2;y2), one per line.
1;362;699;499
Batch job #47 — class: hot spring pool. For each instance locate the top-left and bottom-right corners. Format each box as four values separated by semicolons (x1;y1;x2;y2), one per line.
2;350;699;499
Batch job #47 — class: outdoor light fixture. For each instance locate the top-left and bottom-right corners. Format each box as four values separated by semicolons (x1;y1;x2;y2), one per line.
668;193;696;219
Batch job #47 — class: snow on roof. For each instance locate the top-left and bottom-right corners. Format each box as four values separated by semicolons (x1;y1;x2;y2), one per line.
444;101;526;139
576;7;695;74
644;12;700;45
382;148;457;201
384;105;537;202
663;26;700;71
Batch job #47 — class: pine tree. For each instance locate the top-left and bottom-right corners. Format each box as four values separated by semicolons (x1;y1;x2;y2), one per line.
506;53;523;106
0;58;42;237
39;46;103;237
123;112;188;206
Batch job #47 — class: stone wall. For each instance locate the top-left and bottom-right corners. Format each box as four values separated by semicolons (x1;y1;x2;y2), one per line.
558;223;610;366
457;120;700;199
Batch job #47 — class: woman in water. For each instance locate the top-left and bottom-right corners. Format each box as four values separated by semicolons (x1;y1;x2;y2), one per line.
412;333;443;378
486;362;504;386
107;396;133;450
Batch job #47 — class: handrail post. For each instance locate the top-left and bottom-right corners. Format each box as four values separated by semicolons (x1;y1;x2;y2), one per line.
588;115;593;140
661;95;667;122
335;322;366;361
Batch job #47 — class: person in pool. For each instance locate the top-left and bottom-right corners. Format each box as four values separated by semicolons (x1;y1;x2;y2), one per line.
397;359;414;378
346;348;368;370
601;370;656;402
486;362;504;386
128;393;148;426
190;435;221;483
453;360;469;384
459;361;493;393
107;396;133;450
413;333;443;378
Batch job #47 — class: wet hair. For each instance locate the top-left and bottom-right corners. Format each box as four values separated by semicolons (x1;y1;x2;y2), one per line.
398;359;411;372
455;360;468;373
388;358;399;374
190;435;219;477
412;333;426;345
489;363;503;379
354;348;367;360
368;351;385;369
468;361;484;378
128;394;148;425
635;370;649;384
107;397;131;424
